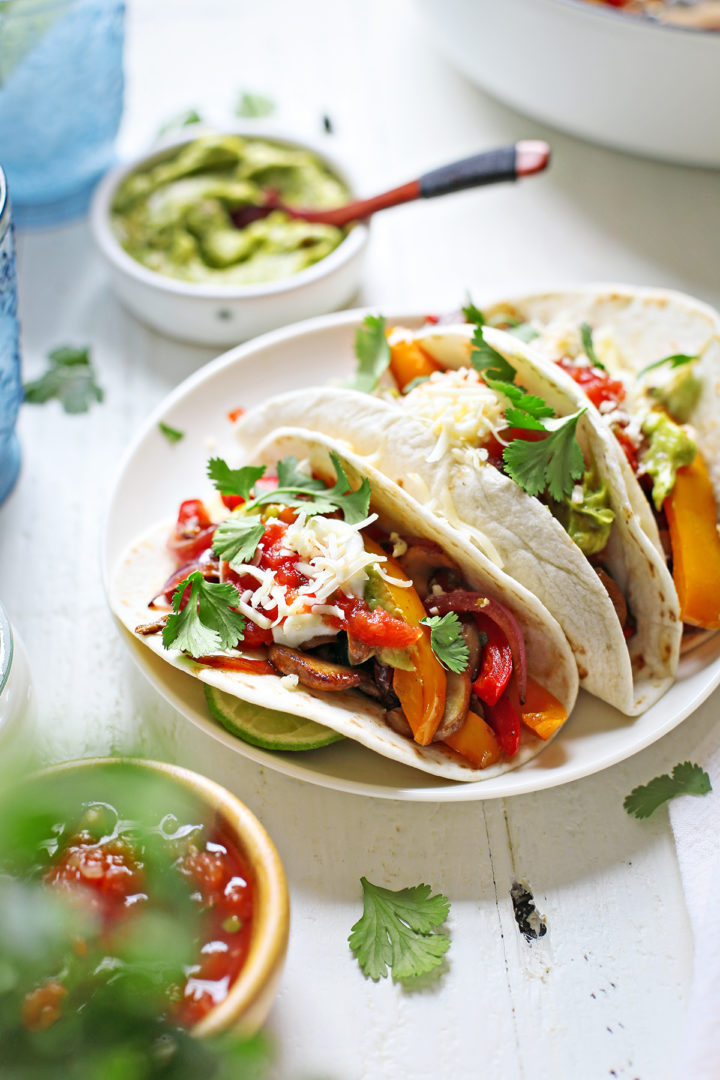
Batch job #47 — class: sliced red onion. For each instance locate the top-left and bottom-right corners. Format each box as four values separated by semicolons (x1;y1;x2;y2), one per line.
426;590;527;704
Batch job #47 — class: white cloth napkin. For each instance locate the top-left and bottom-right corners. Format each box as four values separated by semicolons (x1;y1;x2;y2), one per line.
670;727;720;1078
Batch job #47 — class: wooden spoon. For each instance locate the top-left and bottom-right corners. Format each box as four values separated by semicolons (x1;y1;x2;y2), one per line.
232;140;550;230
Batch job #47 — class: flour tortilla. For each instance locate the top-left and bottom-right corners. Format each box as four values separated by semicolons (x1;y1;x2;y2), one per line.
235;329;681;716
111;429;578;783
482;285;720;529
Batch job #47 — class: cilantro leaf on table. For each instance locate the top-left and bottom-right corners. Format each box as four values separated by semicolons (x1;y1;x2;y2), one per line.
470;324;516;383
212;518;265;568
486;378;555;431
347;315;391;393
420;613;470;674
235;90;275;118
624;762;712;819
503;410;586;501
162;572;245;658
24;346;103;414
207;459;267;500
158;421;184;444
348;877;450;983
637;353;698;378
579;322;606;370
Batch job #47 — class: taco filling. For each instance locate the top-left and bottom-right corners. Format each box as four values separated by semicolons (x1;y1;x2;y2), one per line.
490;315;720;632
381;335;634;641
136;452;568;767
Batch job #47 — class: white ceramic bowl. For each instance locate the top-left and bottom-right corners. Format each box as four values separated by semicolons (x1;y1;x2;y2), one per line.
416;0;720;167
90;125;370;346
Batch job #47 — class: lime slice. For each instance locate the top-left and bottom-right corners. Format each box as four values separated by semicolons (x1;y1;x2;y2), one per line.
204;685;344;751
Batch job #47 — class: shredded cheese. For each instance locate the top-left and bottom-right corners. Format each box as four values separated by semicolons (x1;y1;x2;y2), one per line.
400;367;507;462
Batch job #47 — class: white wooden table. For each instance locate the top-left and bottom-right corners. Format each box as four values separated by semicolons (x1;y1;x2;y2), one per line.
3;1;720;1075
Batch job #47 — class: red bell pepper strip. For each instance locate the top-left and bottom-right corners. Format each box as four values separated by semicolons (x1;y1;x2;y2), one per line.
472;616;513;706
485;695;521;757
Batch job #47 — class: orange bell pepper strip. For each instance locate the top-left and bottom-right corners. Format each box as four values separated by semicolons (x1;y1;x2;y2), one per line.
363;537;447;745
443;710;501;769
519;677;568;741
665;451;720;629
389;339;443;392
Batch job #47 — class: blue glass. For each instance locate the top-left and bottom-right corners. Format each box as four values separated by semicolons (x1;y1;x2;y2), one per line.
0;0;125;227
0;168;21;504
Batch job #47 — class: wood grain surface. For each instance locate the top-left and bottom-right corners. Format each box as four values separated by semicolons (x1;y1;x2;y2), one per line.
2;1;719;1076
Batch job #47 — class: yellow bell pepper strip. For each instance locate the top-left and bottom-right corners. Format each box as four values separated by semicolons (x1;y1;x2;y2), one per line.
389;339;443;392
664;451;720;629
363;537;447;745
443;710;501;769
519;677;568;741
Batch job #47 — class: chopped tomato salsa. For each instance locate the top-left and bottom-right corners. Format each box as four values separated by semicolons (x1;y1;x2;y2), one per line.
556;356;626;410
27;799;254;1030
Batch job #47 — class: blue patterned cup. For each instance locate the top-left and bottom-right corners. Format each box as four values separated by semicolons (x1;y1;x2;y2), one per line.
0;0;125;227
0;167;21;505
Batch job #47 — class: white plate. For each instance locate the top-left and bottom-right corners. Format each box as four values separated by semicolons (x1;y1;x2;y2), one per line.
103;309;720;802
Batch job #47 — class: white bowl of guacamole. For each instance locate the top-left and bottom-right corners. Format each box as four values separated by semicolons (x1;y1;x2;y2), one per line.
90;127;369;346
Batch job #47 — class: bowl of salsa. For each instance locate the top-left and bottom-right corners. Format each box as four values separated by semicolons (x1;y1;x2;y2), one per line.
0;757;289;1039
90;127;370;346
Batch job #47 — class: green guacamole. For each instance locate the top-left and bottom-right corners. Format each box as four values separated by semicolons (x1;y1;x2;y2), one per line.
549;470;615;557
650;365;703;425
641;410;697;510
111;134;351;286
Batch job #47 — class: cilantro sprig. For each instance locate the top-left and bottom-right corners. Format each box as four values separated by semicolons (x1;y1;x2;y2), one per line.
470;323;516;382
24;345;103;414
347;315;391;393
420;613;470;674
486;378;555;431
162;572;246;658
579;322;606;370
349;877;450;983
637;352;698;378
503;410;587;502
208;452;371;525
462;297;485;326
158;421;184;444
206;460;267;501
624;762;711;819
211;518;265;568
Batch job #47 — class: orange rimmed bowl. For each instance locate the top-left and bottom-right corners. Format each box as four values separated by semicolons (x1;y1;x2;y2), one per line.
28;756;290;1037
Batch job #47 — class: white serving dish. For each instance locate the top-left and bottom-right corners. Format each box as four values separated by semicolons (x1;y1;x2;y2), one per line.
90;125;370;346
416;0;720;168
102;307;720;802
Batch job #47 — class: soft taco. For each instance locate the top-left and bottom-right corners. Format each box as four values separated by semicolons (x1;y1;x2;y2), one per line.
234;319;681;716
479;286;720;638
110;428;578;782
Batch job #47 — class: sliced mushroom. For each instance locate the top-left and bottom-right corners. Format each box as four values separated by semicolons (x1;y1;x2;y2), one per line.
595;568;628;628
347;635;376;666
384;707;413;738
373;659;400;708
268;645;364;692
397;538;461;600
135;615;168;636
433;667;472;741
